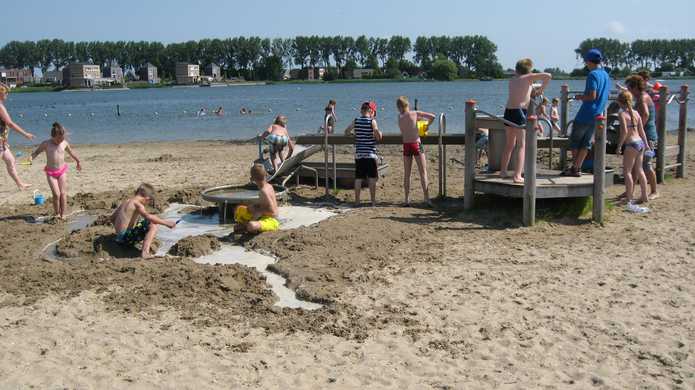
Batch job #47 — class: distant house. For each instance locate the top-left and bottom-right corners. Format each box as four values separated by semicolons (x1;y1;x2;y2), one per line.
305;67;326;81
661;70;685;78
0;68;34;87
138;63;159;84
43;70;63;84
352;68;375;79
175;63;200;84
103;61;124;84
62;63;104;88
204;63;221;81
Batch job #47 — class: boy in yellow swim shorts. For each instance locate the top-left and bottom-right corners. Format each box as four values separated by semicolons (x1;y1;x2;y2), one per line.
234;164;280;234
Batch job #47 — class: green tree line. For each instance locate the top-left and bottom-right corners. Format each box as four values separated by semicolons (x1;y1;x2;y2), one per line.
575;38;695;73
0;35;504;81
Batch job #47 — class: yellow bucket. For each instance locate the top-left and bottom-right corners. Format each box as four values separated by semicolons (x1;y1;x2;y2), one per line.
417;120;430;137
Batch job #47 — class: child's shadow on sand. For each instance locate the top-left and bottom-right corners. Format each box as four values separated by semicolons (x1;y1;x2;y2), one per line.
92;234;146;259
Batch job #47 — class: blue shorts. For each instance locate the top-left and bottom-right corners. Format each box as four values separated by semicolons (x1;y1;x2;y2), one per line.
570;121;595;150
115;219;150;245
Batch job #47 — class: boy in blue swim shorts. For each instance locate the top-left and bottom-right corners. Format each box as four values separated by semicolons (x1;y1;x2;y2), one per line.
111;183;177;259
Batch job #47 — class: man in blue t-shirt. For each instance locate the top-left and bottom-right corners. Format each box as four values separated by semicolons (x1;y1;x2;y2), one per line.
564;49;612;177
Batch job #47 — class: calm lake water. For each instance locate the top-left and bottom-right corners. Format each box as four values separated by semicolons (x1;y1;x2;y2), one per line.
5;79;694;146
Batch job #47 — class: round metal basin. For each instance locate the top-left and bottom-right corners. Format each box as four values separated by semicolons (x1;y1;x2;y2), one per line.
201;184;287;205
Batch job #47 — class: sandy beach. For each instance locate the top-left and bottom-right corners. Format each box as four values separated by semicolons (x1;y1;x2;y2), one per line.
0;139;694;389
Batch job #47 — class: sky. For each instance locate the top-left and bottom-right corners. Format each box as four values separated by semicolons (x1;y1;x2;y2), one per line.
2;0;694;71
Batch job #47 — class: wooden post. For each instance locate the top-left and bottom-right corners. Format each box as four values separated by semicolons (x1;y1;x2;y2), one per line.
442;114;448;197
332;145;337;193
592;115;606;224
438;113;444;198
522;100;537;227
559;84;569;170
324;116;329;197
464;101;477;210
677;85;689;179
656;86;669;183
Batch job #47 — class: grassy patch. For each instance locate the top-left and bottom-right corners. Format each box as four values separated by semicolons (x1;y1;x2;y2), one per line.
12;85;63;93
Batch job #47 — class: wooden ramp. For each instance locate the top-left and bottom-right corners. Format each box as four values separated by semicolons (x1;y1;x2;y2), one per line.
474;169;615;199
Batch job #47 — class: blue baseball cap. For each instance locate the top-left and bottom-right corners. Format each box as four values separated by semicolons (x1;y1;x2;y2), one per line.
584;49;603;63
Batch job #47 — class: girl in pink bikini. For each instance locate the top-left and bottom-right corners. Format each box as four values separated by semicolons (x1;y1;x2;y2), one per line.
31;122;82;219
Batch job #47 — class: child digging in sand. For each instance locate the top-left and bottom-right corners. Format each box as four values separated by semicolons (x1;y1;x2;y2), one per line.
261;115;294;172
30;122;82;219
344;101;382;207
616;91;651;209
234;164;280;234
111;183;177;259
396;96;435;206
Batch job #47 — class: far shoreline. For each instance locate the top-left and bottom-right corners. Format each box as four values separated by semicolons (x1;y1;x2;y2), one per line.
12;75;695;94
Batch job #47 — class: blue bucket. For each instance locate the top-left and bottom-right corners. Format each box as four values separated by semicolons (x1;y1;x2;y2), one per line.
33;191;45;206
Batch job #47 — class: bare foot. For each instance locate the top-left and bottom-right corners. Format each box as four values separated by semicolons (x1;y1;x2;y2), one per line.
648;192;660;200
141;252;154;259
513;176;524;184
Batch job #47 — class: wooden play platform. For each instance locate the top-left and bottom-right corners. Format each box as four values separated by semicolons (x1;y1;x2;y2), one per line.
474;169;614;199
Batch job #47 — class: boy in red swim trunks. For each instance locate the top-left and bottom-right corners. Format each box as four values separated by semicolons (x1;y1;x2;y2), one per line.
397;96;435;206
30;122;82;219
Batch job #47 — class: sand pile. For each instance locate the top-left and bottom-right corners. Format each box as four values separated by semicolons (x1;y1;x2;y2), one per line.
168;234;221;257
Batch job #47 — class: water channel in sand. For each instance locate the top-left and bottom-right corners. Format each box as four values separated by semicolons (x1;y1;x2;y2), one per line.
156;204;336;310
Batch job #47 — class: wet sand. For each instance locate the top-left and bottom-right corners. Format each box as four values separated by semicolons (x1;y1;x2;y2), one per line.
1;139;694;389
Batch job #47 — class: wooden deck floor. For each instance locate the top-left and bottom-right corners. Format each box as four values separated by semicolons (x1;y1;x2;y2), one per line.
474;169;613;199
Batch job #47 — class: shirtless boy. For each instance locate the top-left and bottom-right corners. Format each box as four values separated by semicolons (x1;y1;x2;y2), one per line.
501;59;551;183
234;164;280;234
111;183;176;259
30;122;81;219
396;96;435;206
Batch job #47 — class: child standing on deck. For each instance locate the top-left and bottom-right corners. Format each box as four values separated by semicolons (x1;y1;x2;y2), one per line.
344;101;382;206
30;123;82;220
500;59;551;183
535;97;550;137
550;98;561;135
261;115;294;173
396;96;435;206
234;164;280;234
111;183;176;259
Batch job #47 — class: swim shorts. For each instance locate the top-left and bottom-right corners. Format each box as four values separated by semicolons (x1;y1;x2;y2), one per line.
403;142;424;156
234;205;280;232
503;108;528;127
115;219;150;244
266;134;289;154
355;158;378;179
